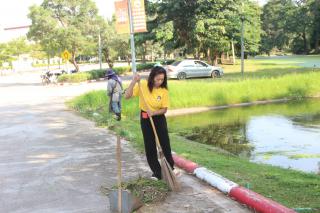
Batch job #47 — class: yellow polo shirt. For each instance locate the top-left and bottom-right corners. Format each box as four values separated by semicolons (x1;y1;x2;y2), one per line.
133;80;169;112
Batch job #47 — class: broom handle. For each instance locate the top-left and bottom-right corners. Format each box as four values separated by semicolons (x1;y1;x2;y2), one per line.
138;82;162;150
116;135;122;213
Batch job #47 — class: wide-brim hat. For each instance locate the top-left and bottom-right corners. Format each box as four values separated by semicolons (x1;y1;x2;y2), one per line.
106;69;115;76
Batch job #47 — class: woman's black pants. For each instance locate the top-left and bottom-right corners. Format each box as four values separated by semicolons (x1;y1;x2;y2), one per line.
140;111;174;179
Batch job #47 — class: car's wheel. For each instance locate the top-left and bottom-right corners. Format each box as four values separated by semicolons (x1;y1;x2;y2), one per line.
177;72;187;80
211;70;220;78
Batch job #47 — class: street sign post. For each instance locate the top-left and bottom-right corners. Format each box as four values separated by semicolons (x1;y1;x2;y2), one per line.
61;50;71;73
61;50;71;60
114;0;147;74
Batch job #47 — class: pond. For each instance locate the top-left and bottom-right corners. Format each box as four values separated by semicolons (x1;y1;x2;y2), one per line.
167;100;320;173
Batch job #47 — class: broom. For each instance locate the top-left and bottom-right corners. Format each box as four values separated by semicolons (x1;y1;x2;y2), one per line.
138;82;180;192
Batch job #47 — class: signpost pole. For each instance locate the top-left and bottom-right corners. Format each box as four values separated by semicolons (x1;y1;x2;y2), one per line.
127;0;136;74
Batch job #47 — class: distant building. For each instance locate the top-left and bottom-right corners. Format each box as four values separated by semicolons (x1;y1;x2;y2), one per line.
1;25;30;43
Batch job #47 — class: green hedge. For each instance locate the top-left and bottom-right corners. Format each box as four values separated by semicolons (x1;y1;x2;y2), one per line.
113;66;131;74
136;63;156;70
88;69;105;80
57;72;91;83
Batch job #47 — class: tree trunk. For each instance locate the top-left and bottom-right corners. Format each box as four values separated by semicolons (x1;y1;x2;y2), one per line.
315;35;320;53
303;30;308;54
127;55;131;66
211;50;218;66
142;43;146;63
314;27;320;53
231;40;236;65
195;47;200;60
151;46;154;62
103;49;112;68
314;0;320;53
71;52;79;72
207;49;210;64
213;54;218;66
47;53;50;71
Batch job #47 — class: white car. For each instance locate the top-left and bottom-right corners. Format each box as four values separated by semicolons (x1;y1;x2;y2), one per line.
165;60;224;80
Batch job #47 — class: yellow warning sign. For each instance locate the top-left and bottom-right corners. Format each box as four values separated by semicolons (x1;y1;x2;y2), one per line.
61;50;71;60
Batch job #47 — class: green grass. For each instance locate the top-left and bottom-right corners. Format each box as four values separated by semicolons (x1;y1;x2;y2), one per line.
221;55;320;74
167;71;320;109
109;66;320;116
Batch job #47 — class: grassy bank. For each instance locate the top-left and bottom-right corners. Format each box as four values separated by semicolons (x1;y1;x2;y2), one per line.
67;63;320;210
67;94;320;210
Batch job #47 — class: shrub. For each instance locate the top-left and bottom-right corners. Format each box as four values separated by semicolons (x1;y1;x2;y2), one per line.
113;66;130;75
136;63;156;71
57;72;91;83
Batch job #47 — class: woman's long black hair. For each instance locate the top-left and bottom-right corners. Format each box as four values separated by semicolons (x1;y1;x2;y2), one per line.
147;66;168;92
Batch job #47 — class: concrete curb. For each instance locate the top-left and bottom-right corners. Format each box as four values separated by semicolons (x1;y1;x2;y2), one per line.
172;154;296;213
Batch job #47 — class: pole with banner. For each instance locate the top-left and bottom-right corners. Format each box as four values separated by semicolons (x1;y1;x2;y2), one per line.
127;0;137;74
114;0;147;74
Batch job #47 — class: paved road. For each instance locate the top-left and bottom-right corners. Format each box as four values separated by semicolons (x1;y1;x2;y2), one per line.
0;72;250;212
0;72;150;212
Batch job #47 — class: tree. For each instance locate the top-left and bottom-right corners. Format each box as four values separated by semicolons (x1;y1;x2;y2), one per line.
153;21;175;59
310;0;320;52
98;17;130;68
240;0;262;57
260;0;320;54
286;0;314;54
6;37;31;56
0;37;32;67
0;43;12;67
155;0;262;64
194;0;241;65
261;0;294;55
28;0;101;72
158;0;198;53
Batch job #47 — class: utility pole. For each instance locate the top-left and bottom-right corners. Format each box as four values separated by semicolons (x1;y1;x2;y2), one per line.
241;3;245;77
98;29;102;70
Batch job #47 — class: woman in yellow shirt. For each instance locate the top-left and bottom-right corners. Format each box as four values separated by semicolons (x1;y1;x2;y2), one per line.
125;66;174;180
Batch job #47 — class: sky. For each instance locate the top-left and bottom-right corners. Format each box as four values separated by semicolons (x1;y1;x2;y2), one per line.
0;0;267;43
0;0;115;42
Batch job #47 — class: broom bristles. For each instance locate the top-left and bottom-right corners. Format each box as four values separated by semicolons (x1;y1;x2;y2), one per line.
160;156;180;192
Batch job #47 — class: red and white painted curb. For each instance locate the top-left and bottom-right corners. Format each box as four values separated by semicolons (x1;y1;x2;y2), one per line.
194;167;238;194
172;154;296;213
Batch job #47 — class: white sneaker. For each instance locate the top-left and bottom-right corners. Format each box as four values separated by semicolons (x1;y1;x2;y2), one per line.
150;174;160;181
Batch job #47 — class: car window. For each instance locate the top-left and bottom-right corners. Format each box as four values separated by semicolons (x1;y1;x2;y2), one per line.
195;61;207;67
182;61;196;67
171;61;181;66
